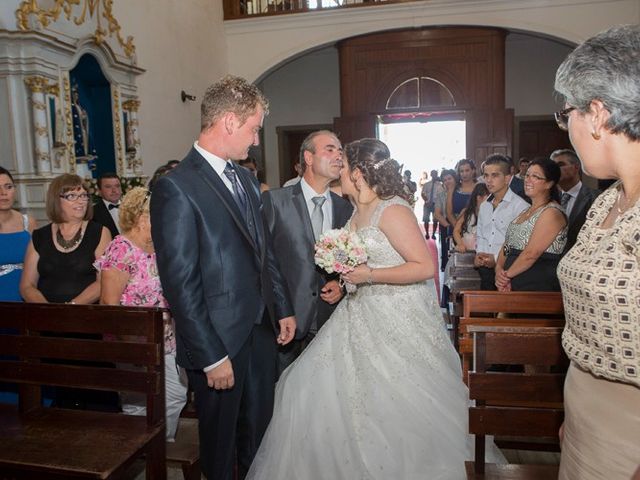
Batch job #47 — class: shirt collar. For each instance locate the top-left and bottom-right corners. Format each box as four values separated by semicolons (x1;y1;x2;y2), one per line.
194;141;229;178
564;181;582;197
300;177;330;203
486;187;517;205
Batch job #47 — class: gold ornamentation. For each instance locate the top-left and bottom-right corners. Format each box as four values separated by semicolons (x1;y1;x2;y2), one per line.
32;100;47;111
46;83;60;96
16;0;136;60
63;75;75;172
34;149;50;162
34;125;48;136
112;86;124;174
24;75;49;93
122;99;140;112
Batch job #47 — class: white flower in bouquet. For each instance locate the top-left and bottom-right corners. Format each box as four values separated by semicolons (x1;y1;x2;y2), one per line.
314;228;368;292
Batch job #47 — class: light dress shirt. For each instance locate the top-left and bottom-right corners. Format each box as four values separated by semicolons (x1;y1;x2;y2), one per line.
299;177;333;235
102;199;120;233
560;181;582;217
193;141;240;373
476;188;529;260
283;176;302;187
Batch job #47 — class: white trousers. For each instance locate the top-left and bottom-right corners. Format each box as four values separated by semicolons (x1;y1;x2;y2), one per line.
121;353;188;441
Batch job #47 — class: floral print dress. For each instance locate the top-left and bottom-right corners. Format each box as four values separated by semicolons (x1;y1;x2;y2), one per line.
94;235;176;354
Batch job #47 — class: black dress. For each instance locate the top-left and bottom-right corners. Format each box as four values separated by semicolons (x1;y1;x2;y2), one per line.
32;221;118;411
32;221;102;303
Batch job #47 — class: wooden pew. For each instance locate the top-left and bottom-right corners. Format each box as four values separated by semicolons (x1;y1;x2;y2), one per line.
0;302;167;479
466;325;568;479
459;291;565;383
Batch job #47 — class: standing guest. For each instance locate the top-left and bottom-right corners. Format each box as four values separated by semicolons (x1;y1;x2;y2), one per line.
0;167;36;301
446;158;477;226
550;148;599;252
263;130;353;375
282;163;302;187
421;169;443;239
495;158;567;291
433;169;456;271
20;174;110;304
150;75;296;480
452;182;489;253
554;24;640;480
95;187;187;441
92;172;122;239
516;157;529;179
239;157;270;193
474;155;528;290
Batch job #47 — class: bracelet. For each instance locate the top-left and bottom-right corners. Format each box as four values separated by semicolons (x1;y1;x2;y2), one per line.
367;267;374;285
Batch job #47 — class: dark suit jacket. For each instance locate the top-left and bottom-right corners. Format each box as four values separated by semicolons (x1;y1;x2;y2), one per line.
150;148;293;370
565;183;600;252
509;176;530;203
92;199;119;238
262;183;353;339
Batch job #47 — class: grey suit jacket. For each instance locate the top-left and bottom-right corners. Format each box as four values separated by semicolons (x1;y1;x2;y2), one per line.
565;183;600;252
262;183;353;339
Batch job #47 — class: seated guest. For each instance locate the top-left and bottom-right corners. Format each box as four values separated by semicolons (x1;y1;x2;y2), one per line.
453;183;489;252
550;148;600;252
474;154;529;290
20;174;110;304
0;167;36;301
20;173;112;410
95;187;187;440
495;158;567;291
516;157;529;179
92;172;122;239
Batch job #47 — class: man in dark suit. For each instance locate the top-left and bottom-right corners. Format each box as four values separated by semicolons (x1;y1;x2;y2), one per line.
150;76;296;480
262;130;353;375
550;149;600;252
92;172;121;238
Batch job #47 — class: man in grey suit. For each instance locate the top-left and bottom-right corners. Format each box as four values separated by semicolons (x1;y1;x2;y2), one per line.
551;148;600;252
263;130;353;375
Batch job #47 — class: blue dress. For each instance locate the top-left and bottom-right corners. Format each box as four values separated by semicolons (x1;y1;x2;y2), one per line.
0;215;30;301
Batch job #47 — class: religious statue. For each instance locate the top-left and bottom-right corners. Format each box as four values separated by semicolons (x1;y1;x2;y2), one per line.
71;84;97;177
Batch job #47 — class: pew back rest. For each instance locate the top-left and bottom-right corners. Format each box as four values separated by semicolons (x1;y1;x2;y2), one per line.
0;301;165;425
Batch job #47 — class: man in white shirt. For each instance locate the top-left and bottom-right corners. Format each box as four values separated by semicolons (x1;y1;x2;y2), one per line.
263;130;353;374
550;149;599;252
475;154;529;290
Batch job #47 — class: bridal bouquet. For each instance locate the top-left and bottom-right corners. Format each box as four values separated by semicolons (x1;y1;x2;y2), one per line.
314;228;368;293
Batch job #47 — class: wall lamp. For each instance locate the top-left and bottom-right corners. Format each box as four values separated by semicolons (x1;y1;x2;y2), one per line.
181;90;196;102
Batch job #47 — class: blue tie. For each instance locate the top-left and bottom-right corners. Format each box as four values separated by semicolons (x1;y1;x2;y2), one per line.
223;163;248;215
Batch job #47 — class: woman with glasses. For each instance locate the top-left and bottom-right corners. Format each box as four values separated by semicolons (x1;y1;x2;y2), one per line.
0;166;36;301
20;173;110;304
95;187;187;440
494;158;567;291
553;25;640;480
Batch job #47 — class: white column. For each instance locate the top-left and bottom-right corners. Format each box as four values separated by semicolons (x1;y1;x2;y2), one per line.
24;76;51;175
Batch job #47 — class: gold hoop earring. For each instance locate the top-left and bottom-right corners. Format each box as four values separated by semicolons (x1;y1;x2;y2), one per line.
591;131;601;140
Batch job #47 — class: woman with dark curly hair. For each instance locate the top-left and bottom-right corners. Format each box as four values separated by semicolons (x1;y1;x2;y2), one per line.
247;138;503;479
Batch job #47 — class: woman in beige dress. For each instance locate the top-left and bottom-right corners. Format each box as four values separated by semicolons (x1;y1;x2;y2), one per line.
554;24;640;480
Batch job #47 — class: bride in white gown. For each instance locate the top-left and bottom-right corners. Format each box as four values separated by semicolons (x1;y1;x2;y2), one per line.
247;139;503;479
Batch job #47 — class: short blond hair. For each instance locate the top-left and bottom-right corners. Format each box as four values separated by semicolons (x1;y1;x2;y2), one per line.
200;75;269;132
118;187;150;232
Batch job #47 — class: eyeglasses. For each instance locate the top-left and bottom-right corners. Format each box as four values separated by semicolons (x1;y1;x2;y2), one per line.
59;192;90;202
524;173;547;182
554;106;576;131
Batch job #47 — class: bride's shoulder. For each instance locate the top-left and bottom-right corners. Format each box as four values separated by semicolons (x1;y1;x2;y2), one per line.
379;196;412;211
372;196;413;225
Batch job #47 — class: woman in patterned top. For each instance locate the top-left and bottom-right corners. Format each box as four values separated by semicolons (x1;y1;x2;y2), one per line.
554;25;640;479
95;187;187;441
494;158;567;291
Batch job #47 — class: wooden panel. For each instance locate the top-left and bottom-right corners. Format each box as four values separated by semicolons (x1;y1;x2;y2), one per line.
518;119;571;159
469;406;564;437
333;114;377;145
468;373;565;403
462;291;564;317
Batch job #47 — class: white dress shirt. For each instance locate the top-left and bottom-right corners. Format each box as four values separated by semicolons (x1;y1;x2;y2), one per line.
560;181;582;217
476;188;529;260
299;178;333;235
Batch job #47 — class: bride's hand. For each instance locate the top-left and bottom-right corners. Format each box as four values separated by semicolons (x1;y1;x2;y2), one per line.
341;264;371;285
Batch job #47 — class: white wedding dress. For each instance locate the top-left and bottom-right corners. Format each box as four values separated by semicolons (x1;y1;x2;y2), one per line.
247;197;504;480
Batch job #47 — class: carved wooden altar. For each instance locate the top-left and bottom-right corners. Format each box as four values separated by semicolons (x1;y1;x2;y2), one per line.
0;0;145;220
